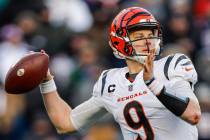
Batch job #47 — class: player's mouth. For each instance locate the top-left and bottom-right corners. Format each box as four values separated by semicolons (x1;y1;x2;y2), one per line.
141;48;149;52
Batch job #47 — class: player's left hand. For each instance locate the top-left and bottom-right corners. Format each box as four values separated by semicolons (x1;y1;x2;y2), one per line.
143;49;155;81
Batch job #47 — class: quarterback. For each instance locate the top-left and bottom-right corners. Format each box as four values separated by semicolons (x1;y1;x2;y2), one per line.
39;7;201;140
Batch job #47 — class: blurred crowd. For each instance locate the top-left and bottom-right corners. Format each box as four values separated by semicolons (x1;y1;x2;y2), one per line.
0;0;210;140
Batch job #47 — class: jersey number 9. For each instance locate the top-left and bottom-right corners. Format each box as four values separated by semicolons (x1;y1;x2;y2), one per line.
123;100;154;140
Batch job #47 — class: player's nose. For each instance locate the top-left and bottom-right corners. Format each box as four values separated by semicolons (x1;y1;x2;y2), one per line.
145;39;152;46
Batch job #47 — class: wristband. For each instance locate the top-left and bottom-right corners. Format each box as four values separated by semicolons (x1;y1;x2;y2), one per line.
146;78;164;95
39;79;57;94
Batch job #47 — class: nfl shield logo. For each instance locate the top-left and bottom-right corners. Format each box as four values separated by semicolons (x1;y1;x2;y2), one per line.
128;85;133;91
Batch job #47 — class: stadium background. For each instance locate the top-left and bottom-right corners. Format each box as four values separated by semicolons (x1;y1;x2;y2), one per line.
0;0;210;140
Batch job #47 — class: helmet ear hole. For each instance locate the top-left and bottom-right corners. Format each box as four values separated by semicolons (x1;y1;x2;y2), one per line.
124;46;129;53
116;28;126;37
114;41;119;45
124;45;133;56
116;29;122;36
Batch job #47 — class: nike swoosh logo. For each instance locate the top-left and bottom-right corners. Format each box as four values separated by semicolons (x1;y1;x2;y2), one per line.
185;67;193;71
181;61;192;66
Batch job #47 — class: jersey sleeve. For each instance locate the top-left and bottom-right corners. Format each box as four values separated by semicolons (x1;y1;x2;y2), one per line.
168;53;198;86
70;70;108;130
166;54;198;100
70;97;107;130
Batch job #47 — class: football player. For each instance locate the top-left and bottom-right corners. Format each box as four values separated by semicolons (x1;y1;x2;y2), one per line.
39;7;201;140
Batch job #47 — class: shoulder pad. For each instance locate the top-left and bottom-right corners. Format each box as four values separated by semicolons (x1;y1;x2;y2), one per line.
167;53;197;84
92;70;109;97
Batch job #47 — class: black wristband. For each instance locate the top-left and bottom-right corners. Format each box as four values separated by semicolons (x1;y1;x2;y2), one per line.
157;87;190;116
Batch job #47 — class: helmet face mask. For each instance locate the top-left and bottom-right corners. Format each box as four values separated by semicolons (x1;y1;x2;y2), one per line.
109;7;162;64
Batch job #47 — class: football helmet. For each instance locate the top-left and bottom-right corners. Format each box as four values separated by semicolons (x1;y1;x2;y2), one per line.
109;7;162;64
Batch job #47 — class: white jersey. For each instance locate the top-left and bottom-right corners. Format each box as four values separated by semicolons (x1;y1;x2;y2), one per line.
70;53;198;140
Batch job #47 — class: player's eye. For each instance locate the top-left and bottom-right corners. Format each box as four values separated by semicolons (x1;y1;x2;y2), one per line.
135;36;144;40
148;33;155;38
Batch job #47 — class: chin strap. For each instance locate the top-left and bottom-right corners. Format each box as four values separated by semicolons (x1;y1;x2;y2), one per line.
113;49;147;64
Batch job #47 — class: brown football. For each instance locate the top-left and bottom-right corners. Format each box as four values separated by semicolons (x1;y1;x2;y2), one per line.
4;52;49;94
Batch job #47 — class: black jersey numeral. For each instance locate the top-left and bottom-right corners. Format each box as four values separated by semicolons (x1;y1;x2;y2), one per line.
123;100;154;140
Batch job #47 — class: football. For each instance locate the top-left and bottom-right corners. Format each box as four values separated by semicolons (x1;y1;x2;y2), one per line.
4;52;49;94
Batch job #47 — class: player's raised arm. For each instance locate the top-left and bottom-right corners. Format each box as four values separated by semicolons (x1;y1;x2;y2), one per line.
144;53;201;125
166;54;201;125
40;70;76;133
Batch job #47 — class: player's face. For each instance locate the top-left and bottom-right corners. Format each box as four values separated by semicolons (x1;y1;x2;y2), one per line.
129;30;157;55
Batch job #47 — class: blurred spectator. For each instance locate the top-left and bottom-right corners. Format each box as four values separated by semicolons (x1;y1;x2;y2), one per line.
68;44;104;106
45;0;93;33
15;11;39;48
197;112;210;140
0;24;29;140
195;83;210;111
168;0;192;16
122;0;166;22
162;38;195;58
0;24;29;84
163;14;192;44
23;113;59;140
50;53;76;96
195;52;210;83
16;7;70;56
